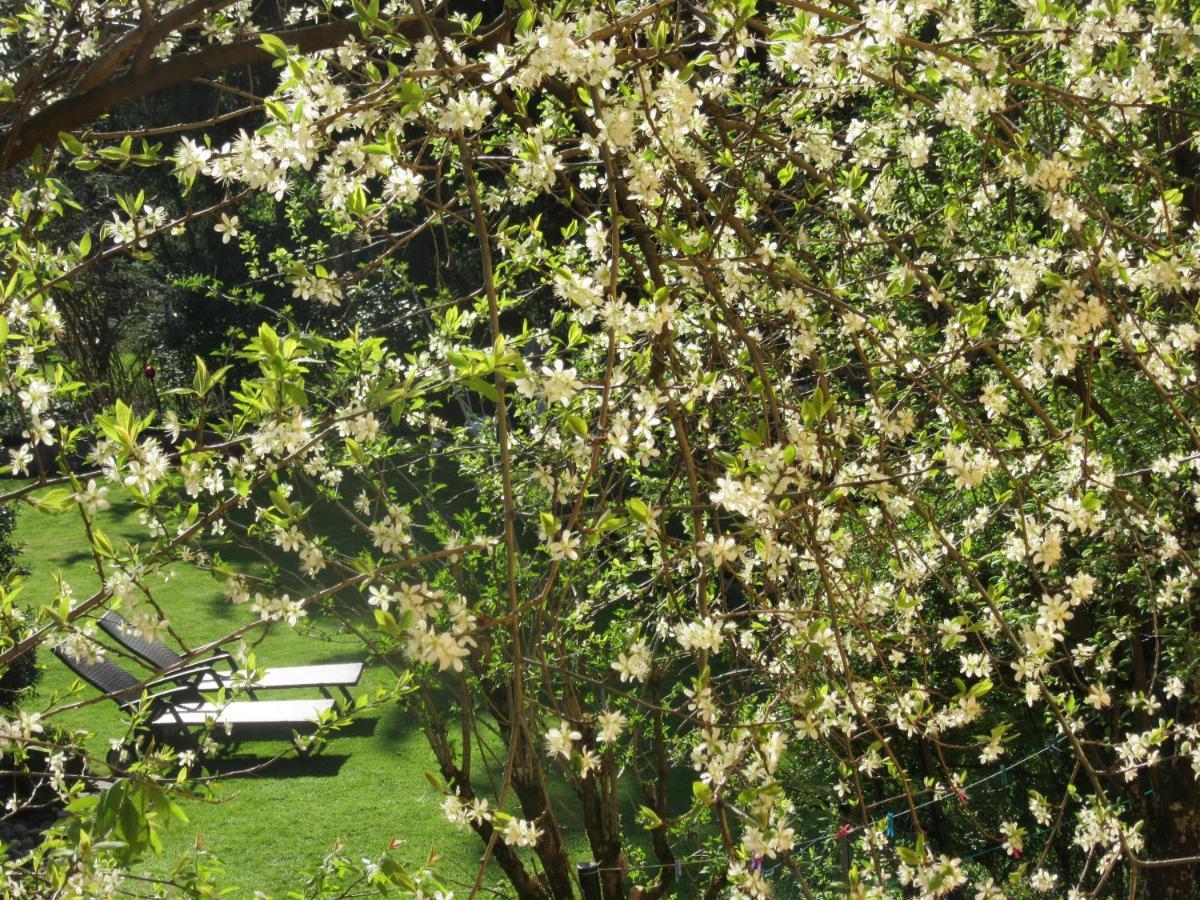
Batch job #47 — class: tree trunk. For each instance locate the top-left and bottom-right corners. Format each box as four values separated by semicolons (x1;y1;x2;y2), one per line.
579;759;625;900
1142;686;1200;899
510;744;577;900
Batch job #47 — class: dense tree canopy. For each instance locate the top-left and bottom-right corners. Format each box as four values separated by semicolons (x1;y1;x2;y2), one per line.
3;0;1200;897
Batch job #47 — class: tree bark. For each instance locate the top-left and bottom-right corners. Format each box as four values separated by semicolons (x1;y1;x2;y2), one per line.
1142;683;1200;899
415;689;550;899
0;16;450;171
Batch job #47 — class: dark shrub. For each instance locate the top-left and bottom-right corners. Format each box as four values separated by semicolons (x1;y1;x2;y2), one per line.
0;503;37;708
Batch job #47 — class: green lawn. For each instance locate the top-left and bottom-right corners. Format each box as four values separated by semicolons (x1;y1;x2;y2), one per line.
8;484;496;897
7;475;703;897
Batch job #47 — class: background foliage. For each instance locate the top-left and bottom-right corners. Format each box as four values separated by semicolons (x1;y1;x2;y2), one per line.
3;0;1200;898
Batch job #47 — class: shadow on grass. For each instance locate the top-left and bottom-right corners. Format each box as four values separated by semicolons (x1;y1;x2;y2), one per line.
376;704;419;745
53;549;98;567
203;753;353;778
334;715;381;738
197;601;239;623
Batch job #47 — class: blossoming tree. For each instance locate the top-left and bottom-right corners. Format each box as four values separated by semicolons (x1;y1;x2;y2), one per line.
4;0;1200;897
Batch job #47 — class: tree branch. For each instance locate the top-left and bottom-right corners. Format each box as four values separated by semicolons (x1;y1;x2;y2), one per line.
0;16;437;171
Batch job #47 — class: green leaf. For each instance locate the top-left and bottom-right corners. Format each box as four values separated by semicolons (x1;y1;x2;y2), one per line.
564;414;588;438
374;609;403;638
465;378;499;402
269;488;293;517
91;528;114;559
257;321;280;357
896;842;924;866
26;488;73;513
637;805;664;830
59;131;84;155
596;513;624;532
626;497;650;524
258;33;290;59
970;679;993;698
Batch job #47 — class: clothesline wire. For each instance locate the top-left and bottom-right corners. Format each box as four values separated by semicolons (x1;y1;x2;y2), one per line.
592;726;1081;877
793;730;1070;854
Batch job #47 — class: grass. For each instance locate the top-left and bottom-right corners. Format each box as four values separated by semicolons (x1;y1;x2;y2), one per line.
8;484;498;897
7;474;705;897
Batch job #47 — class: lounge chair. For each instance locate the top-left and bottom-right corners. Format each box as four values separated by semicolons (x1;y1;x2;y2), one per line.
97;610;363;700
53;646;335;759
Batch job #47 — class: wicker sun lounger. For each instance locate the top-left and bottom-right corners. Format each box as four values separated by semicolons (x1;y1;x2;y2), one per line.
53;646;335;758
97;610;363;700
